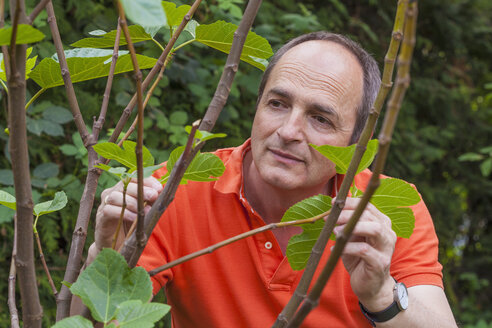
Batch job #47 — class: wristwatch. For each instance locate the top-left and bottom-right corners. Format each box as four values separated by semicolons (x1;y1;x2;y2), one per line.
359;281;408;327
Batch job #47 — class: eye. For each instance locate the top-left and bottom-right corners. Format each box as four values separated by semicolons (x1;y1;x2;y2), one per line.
268;99;285;110
312;115;335;129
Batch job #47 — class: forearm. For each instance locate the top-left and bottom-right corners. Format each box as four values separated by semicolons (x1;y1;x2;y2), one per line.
360;285;457;328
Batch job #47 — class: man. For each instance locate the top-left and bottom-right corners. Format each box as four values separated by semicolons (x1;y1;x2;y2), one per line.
89;32;457;327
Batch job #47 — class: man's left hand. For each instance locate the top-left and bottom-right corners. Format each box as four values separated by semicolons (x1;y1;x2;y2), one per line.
333;197;397;311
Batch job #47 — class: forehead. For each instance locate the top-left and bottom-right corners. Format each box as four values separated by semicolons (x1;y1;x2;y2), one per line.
266;40;364;103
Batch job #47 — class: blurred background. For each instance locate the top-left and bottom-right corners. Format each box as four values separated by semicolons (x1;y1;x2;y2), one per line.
0;0;490;326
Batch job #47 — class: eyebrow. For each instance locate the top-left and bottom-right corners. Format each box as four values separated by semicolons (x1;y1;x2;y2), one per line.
266;87;341;123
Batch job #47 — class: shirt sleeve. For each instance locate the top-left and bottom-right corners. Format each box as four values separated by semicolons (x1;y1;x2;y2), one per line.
390;190;444;289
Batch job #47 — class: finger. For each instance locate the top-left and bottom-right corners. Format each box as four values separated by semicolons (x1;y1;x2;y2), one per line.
125;182;160;203
340;242;392;272
335;221;396;248
104;191;139;213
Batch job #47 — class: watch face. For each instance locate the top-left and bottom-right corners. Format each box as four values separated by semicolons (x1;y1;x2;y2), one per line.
397;283;409;310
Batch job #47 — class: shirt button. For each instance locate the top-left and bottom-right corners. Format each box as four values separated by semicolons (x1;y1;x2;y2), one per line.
265;241;273;249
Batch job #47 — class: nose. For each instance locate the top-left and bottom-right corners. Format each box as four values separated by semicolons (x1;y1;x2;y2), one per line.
276;109;305;143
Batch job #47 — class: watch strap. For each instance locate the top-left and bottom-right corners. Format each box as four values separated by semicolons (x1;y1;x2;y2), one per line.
359;300;402;326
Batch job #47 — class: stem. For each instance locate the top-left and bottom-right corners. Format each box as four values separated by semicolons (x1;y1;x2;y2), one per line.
172;39;196;53
120;0;263;269
112;180;128;249
0;78;7;93
286;2;417;326
8;214;20;328
25;87;45;110
93;20;121;141
34;218;59;298
274;1;409;326
8;0;43;324
118;59;169;147
149;210;330;276
45;1;89;145
27;0;50;23
116;1;146;250
152;38;165;52
107;0;204;145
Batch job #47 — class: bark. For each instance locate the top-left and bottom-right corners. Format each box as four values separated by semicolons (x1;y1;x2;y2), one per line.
8;0;43;326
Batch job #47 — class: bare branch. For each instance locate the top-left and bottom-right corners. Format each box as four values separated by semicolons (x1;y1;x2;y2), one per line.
274;1;410;326
93;20;122;141
108;0;204;144
149;210;330;276
116;1;146;249
27;0;50;23
120;0;264;268
7;0;43;325
286;2;417;326
34;228;58;298
8;215;20;328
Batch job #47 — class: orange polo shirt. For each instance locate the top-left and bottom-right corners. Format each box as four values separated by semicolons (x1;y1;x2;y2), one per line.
139;139;443;328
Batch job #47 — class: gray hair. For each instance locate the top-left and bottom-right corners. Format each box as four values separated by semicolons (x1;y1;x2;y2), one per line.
257;32;381;144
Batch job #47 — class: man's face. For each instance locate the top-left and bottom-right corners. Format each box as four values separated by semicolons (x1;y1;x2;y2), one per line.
250;40;364;191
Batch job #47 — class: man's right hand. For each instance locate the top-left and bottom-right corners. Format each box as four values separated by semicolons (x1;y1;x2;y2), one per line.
90;176;163;260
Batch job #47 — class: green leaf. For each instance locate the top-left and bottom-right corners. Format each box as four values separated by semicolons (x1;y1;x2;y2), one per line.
33;191;68;216
0;190;16;210
43;106;73;124
71;25;153;48
195;21;273;70
29;51;157;89
371;178;421;210
70;248;152;324
60;144;79;156
282;195;332;270
115;300;171;328
162;1;191;27
311;139;379;174
52;48;128;61
458;152;484;162
0;169;14;185
33;162;59;179
184;126;227;143
0;24;45;45
480;158;492;177
163;146;225;184
1;47;37;81
169;111;188;125
120;0;167;30
381;207;415;238
370;178;420;238
51;315;93;328
92;141;154;170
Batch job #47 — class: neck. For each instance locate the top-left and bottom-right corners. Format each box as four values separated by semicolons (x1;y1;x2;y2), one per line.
243;151;333;224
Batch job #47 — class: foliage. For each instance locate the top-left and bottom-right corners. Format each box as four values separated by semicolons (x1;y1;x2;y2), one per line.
0;0;490;326
282;141;420;269
54;248;170;327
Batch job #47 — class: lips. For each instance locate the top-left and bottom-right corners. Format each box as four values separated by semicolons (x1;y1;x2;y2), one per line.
269;148;304;164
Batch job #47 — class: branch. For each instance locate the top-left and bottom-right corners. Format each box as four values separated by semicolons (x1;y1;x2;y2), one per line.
116;2;146;249
149;210;330;276
45;1;89;143
7;0;43;325
107;0;204;144
27;0;50;23
92;19;122;141
118;60;169;146
120;0;263;268
34;224;58;298
273;1;409;326
8;215;20;328
286;2;417;326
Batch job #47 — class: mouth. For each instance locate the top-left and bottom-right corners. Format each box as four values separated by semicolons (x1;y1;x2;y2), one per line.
269;148;304;164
